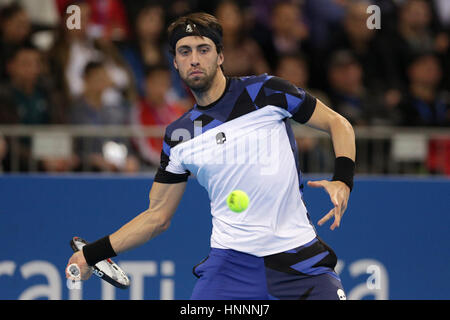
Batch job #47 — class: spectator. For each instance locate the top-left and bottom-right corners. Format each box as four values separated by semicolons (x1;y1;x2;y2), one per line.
254;1;312;70
303;0;348;50
326;50;381;126
387;0;449;88
398;52;450;127
131;65;186;167
215;0;269;77
0;44;64;124
275;53;331;173
49;0;136;106
69;61;139;173
275;53;329;104
0;3;32;81
324;1;398;99
0;44;75;172
121;3;187;98
397;52;450;175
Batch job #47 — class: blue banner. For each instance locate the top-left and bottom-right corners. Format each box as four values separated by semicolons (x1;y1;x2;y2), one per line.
0;175;449;299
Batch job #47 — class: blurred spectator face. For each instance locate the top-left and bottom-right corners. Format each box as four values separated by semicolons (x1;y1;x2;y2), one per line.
145;69;171;106
271;3;301;36
7;49;41;86
276;56;308;88
400;0;431;30
329;61;363;95
84;66;112;94
136;6;165;40
408;55;442;87
216;1;243;35
1;8;30;43
344;2;375;42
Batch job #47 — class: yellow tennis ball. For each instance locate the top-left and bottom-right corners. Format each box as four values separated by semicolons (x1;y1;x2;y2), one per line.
227;190;249;213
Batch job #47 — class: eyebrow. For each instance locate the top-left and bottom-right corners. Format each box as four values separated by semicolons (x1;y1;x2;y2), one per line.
177;43;212;51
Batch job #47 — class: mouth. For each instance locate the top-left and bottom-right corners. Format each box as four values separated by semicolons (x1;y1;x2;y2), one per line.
189;70;204;77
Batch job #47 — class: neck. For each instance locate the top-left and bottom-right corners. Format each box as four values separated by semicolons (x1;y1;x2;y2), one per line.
193;71;227;107
410;83;435;102
84;90;103;109
11;79;35;95
399;23;422;39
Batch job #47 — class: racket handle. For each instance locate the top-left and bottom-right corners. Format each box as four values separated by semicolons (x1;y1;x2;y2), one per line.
67;263;81;280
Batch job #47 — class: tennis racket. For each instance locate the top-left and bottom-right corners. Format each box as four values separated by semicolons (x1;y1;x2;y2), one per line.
68;236;130;289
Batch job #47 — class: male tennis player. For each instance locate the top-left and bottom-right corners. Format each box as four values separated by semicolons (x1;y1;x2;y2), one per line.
66;12;356;300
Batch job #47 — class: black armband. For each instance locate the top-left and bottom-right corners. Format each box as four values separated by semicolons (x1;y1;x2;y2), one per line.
332;157;355;191
82;235;117;266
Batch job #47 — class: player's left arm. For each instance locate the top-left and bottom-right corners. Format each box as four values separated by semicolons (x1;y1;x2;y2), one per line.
304;98;356;230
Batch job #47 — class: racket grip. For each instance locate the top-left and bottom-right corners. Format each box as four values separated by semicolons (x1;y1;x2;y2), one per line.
67;263;81;280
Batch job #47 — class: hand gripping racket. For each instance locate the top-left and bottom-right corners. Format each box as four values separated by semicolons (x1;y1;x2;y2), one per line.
69;236;130;289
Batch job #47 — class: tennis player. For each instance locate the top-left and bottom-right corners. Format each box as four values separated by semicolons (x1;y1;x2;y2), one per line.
66;12;356;300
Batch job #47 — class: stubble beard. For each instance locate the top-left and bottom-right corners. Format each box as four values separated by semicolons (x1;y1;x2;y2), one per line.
182;66;218;94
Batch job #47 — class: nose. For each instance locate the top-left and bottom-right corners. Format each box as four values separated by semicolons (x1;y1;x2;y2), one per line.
190;50;200;67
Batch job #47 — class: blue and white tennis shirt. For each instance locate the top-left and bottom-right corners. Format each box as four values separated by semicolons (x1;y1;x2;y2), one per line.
154;74;318;256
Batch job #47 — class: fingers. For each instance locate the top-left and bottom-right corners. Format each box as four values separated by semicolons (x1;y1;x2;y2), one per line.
318;207;335;227
307;180;328;188
330;207;342;231
66;251;91;281
318;200;346;230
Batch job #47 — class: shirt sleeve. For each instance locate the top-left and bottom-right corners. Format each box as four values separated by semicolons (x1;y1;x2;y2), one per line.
257;76;317;124
154;133;190;184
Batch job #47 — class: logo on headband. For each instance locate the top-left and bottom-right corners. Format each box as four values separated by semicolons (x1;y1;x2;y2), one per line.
186;24;195;33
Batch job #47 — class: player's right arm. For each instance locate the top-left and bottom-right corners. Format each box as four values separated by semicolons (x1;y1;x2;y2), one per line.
66;181;187;280
110;181;187;254
66;125;191;280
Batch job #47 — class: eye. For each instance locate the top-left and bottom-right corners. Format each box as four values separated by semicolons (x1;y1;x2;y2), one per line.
179;49;190;56
200;47;210;54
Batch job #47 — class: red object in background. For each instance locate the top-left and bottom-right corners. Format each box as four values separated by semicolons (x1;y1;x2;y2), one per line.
427;138;450;175
133;99;186;164
55;0;129;40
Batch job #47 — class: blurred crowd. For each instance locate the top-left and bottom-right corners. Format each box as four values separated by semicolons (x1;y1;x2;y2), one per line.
0;0;449;174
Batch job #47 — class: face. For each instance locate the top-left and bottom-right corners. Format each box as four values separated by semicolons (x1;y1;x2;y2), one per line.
276;57;308;88
329;63;363;94
136;6;164;39
173;36;224;92
401;0;431;29
345;3;375;41
84;67;112;93
409;56;442;86
272;3;300;35
2;10;30;43
8;49;41;84
216;2;242;34
145;69;171;105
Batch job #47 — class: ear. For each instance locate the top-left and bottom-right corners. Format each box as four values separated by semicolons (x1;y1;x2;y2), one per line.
173;57;178;71
217;52;224;67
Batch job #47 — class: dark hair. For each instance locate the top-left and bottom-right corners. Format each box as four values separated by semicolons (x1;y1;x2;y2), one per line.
83;61;105;78
167;12;223;55
144;64;170;78
277;52;308;68
328;50;359;69
0;3;25;25
6;42;39;63
406;50;439;68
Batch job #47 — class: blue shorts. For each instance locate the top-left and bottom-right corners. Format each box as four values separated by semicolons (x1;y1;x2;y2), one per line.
190;237;345;300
